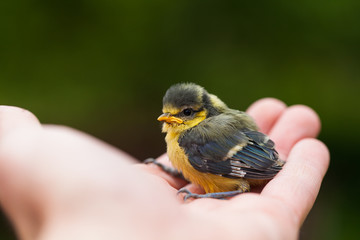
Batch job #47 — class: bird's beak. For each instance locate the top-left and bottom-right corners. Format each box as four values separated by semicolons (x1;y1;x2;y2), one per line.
157;113;183;124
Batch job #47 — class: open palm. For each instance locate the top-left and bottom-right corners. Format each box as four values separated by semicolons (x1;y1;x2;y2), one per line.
0;98;329;240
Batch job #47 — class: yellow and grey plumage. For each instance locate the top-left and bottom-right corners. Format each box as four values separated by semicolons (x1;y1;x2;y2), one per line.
157;83;284;198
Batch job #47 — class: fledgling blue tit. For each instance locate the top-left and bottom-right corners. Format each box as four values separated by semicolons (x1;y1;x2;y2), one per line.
155;83;284;200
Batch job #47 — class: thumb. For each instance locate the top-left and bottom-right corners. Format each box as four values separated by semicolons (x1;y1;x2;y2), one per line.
0;106;42;240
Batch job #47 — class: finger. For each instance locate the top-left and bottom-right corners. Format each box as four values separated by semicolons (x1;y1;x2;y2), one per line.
156;154;190;189
156;153;171;165
269;105;321;159
261;138;330;226
246;98;287;134
0;106;41;138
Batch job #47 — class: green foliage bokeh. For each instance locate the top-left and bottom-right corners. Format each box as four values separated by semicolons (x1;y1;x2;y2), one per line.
1;0;359;239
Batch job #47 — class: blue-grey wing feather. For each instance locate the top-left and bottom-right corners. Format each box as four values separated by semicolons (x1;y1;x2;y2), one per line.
178;113;284;180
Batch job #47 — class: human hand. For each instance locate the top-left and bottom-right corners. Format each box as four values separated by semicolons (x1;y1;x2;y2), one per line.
0;99;329;240
140;98;330;239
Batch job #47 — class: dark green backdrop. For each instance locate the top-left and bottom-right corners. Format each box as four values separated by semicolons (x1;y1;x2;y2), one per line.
1;0;359;239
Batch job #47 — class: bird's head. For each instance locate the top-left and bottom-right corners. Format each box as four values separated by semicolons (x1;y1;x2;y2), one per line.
158;83;228;133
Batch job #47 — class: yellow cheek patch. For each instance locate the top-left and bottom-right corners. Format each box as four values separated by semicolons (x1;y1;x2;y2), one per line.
186;110;207;128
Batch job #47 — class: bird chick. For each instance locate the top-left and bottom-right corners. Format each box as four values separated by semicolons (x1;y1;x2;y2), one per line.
156;83;284;200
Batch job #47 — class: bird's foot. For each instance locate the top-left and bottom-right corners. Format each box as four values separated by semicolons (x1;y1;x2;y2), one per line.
177;187;246;201
144;158;185;179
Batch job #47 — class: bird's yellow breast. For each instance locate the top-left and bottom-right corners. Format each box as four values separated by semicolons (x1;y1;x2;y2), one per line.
165;130;242;193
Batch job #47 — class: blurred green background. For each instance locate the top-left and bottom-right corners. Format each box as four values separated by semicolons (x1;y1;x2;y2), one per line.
1;0;359;239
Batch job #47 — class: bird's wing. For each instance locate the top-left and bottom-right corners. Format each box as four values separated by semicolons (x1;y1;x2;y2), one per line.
178;116;284;180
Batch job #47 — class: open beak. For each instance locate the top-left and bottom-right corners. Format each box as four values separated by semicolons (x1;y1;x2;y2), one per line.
157;113;183;124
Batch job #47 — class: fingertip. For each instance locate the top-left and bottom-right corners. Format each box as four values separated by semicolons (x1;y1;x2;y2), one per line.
285;105;321;137
0;106;41;138
269;104;322;159
155;153;173;167
246;98;287;134
289;138;330;177
247;98;287;109
0;106;39;121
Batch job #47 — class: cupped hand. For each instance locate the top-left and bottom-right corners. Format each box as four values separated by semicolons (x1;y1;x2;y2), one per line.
0;99;329;240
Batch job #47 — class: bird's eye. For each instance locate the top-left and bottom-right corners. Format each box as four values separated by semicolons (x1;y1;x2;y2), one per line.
182;108;193;116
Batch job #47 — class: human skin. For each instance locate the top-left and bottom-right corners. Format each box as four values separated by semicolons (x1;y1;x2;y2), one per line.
0;98;329;240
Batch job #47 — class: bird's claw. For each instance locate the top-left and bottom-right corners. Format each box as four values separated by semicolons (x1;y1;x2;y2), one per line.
177;187;245;201
144;158;156;164
144;158;185;179
177;188;200;201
